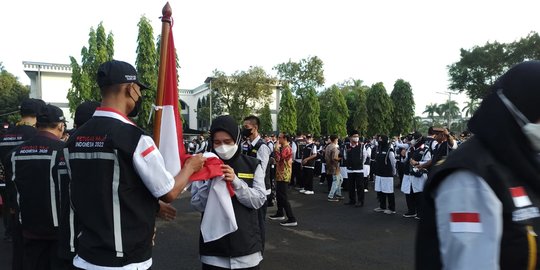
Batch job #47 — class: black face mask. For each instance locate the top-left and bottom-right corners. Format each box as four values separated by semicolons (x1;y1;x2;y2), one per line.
128;90;143;117
241;128;252;137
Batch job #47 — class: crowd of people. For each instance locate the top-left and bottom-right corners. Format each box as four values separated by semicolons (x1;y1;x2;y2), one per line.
0;59;539;270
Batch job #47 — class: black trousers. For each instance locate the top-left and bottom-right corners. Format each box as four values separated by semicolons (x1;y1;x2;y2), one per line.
347;173;364;204
203;264;260;270
379;192;395;211
405;185;423;217
302;167;314;191
12;219;23;270
291;162;302;187
276;181;296;221
22;238;70;270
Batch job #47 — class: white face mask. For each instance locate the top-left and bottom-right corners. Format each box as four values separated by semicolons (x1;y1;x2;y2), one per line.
523;123;540;152
410;139;417;145
351;137;359;143
214;144;238;160
497;90;540;152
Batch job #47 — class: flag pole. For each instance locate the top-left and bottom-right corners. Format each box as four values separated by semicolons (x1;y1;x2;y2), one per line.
153;2;172;147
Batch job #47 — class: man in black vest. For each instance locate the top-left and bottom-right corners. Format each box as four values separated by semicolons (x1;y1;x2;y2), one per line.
0;98;45;270
241;115;271;250
65;60;205;269
4;104;70;269
345;130;364;207
416;61;540;270
191;115;266;269
292;133;306;189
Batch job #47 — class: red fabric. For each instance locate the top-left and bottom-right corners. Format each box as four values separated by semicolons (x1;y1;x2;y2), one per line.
188;156;233;196
510;186;526;197
450;212;480;223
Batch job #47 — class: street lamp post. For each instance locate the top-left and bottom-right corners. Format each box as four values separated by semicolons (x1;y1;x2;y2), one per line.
436;91;453;128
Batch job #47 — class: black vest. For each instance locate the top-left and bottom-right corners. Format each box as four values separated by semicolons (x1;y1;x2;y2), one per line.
295;139;306;160
346;144;363;170
8;132;66;238
374;148;393;177
416;137;540;270
200;154;262;257
244;139;271;190
65;116;159;266
302;143;316;167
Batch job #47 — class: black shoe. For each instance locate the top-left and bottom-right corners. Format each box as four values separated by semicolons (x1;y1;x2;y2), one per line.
344;201;355;206
280;219;298;227
355;202;364;207
269;214;286;221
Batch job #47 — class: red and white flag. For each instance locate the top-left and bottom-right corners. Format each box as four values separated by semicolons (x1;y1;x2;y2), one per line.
510;186;532;208
450;212;482;233
157;28;186;176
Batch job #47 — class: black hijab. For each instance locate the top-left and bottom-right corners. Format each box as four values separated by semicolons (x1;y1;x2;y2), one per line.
468;61;540;194
209;115;242;161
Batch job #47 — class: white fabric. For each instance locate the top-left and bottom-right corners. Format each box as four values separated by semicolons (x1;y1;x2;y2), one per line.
201;175;238;243
200;252;263;269
362;165;370;176
159;105;181;176
435;170;502;270
73;255;152;270
132;135;175;198
401;173;427;194
340;167;348;179
321;163;326;174
374;176;394;193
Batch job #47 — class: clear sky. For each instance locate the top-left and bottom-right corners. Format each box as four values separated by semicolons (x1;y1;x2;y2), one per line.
1;0;539;116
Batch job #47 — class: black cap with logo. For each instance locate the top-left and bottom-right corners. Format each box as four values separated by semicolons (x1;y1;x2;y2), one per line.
37;104;66;124
96;60;148;90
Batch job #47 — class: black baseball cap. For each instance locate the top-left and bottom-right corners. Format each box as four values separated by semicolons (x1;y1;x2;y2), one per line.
37;104;66;124
20;98;46;116
75;101;100;127
96;60;148;90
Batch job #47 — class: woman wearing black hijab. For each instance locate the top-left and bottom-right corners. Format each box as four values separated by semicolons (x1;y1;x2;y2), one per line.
191;115;266;270
416;61;540;270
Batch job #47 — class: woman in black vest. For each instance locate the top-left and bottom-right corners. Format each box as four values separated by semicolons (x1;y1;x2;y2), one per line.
191;115;266;270
416;61;540;270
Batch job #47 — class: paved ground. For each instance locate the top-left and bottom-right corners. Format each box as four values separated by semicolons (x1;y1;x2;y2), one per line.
0;177;418;270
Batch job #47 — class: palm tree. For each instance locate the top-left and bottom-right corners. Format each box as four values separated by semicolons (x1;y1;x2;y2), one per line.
462;99;480;118
423;103;439;124
438;100;461;128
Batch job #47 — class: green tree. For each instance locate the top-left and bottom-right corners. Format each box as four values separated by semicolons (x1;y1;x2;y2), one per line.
423;104;439;125
438;100;461;128
297;87;321;136
366;82;393;136
211;67;276;123
325;85;349;137
390;79;415;136
341;80;369;135
318;88;332;136
448;32;540;100
0;63;30;123
67;22;114;114
258;103;273;135
462;98;480;118
277;86;297;135
274;56;325;97
135;16;158;131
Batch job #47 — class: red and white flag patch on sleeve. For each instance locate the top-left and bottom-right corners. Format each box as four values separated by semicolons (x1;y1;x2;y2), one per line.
510;186;532;208
450;212;482;233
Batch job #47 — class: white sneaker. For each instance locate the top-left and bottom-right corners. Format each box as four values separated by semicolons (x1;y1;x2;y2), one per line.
373;207;386;212
299;189;306;193
364;189;368;192
304;190;314;195
384;210;396;215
